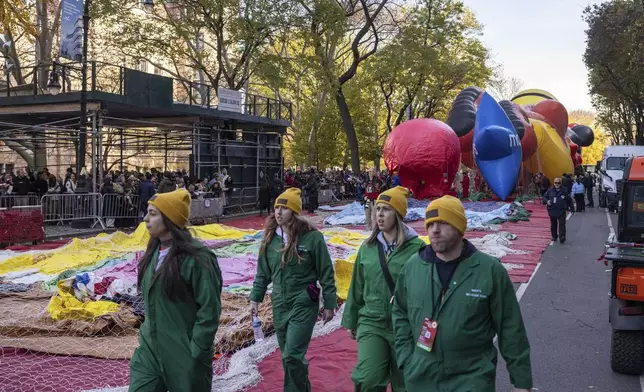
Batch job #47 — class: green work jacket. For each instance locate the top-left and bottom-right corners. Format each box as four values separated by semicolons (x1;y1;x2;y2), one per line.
137;243;222;384
392;245;532;392
250;229;337;309
341;233;425;333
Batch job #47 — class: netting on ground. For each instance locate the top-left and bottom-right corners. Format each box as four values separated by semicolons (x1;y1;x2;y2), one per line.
0;201;534;392
0;221;365;392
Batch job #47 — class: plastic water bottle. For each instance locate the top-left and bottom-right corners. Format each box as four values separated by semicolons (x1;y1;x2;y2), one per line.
252;316;264;342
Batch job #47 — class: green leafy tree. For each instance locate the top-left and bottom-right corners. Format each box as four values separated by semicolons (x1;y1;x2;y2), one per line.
102;0;295;94
569;110;611;165
583;0;644;145
363;0;491;166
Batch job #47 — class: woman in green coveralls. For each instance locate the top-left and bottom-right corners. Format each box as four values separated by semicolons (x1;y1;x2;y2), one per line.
129;189;223;392
250;187;338;392
341;186;424;392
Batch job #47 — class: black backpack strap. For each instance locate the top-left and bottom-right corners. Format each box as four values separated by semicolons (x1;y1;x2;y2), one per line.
377;242;396;303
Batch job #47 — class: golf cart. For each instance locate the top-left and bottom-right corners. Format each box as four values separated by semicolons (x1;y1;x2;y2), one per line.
605;156;644;374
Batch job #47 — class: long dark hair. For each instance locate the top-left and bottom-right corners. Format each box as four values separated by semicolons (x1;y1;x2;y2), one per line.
137;212;210;302
259;213;315;268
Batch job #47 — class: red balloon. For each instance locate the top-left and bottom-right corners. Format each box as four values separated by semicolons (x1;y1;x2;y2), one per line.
532;100;569;140
459;130;474;153
384;118;461;199
461;150;475;168
568;141;583;167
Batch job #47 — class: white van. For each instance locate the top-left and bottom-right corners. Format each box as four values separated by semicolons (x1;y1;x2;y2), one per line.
599;146;644;212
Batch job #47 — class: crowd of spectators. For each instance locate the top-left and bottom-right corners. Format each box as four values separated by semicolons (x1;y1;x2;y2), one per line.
0;164;508;219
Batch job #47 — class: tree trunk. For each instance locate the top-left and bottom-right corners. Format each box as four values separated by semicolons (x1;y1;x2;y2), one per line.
336;87;360;173
34;143;47;171
308;91;327;166
373;104;380;171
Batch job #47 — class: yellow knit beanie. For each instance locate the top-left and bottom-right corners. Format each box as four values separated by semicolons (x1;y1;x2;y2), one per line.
425;195;467;235
148;188;191;229
376;186;410;218
275;188;302;215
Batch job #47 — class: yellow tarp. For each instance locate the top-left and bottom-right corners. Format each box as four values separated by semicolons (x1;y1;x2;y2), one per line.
0;223;258;276
47;281;119;321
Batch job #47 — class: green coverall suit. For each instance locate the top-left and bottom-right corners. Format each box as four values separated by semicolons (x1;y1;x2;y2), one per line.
129;243;223;392
250;229;337;392
341;230;424;392
392;242;533;392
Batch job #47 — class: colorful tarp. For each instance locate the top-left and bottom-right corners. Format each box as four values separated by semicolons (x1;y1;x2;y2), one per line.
0;222;366;320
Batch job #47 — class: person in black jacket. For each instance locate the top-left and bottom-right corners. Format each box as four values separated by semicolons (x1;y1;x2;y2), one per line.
561;173;573;195
304;168;319;214
270;173;283;212
543;177;574;244
257;179;272;216
138;173;156;216
32;171;49;197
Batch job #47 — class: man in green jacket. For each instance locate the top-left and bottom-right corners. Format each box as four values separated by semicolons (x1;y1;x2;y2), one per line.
392;195;533;392
250;188;337;392
342;186;425;391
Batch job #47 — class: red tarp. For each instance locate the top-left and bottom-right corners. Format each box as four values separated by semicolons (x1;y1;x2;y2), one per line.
4;239;70;252
248;329;358;392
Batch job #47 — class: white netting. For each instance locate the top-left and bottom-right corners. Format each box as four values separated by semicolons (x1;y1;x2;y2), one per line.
0;221;361;392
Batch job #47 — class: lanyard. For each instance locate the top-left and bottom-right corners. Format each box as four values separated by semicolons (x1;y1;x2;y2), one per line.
383;227;398;256
430;262;458;321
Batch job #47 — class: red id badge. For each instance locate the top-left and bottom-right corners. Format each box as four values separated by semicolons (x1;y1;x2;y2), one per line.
416;318;438;352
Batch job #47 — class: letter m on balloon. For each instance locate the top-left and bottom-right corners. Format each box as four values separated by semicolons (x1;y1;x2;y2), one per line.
508;134;520;147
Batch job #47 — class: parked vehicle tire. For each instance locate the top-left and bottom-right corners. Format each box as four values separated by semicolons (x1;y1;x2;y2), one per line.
611;329;644;375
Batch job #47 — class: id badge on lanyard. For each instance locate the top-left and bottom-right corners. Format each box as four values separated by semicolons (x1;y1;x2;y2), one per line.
416;264;448;352
416;317;438;352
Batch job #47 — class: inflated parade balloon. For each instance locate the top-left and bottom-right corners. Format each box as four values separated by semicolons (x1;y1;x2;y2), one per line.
569;124;595;147
473;92;522;200
384;118;461;199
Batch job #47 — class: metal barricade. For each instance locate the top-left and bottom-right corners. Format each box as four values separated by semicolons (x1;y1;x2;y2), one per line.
102;194;141;228
0;194;41;210
238;187;259;213
221;188;241;213
189;197;224;223
41;193;104;228
318;189;334;204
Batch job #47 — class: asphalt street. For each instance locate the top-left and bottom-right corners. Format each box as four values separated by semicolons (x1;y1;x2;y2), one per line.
495;206;643;392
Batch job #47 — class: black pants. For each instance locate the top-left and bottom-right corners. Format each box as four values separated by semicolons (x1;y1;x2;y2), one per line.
307;197;318;213
550;214;566;240
574;193;585;212
586;188;594;207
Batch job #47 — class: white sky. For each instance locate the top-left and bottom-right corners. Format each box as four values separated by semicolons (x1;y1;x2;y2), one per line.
463;0;605;111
